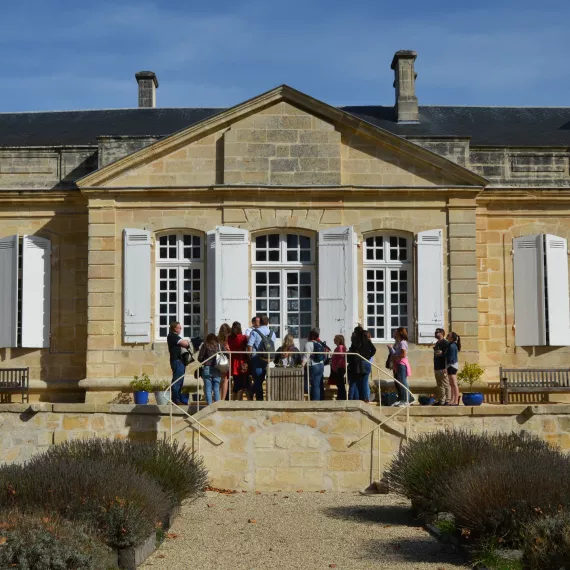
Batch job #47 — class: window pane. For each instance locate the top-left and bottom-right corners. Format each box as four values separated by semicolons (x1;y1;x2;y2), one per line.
300;250;310;262
268;234;279;248
269;272;280;284
256;273;267;284
300;236;310;249
256;235;267;248
287;251;298;262
288;300;299;311
287;273;298;284
300;273;310;284
287;234;298;248
268;251;279;262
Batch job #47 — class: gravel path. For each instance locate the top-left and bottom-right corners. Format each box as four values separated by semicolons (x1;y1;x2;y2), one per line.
141;492;467;569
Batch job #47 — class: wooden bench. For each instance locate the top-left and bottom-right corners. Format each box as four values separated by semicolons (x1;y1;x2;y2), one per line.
499;367;570;404
0;368;30;404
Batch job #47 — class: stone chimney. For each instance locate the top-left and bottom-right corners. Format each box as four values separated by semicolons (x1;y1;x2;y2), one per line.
135;71;159;108
391;51;419;123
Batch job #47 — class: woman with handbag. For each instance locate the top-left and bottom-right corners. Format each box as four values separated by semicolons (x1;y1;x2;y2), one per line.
198;333;227;405
387;327;414;407
348;326;376;401
228;321;250;401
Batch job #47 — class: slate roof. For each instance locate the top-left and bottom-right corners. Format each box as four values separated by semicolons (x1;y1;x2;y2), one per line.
0;105;569;148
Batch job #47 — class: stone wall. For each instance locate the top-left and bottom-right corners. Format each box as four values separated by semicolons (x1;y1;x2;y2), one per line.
0;194;88;399
476;191;570;381
0;148;97;190
2;401;570;492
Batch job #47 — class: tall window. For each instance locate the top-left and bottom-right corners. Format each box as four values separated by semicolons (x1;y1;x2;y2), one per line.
156;233;203;339
364;234;411;341
252;232;315;342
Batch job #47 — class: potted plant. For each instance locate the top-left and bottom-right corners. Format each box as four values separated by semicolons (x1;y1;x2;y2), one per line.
130;373;152;405
153;379;170;405
418;394;435;406
457;362;485;406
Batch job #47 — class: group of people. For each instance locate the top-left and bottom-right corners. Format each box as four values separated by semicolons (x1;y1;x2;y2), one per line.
166;317;461;407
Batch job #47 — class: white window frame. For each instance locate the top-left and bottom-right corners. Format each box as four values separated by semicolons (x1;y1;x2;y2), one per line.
363;232;412;343
155;232;204;341
252;231;316;343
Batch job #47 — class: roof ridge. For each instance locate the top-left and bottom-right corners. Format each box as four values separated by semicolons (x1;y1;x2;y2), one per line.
0;107;227;115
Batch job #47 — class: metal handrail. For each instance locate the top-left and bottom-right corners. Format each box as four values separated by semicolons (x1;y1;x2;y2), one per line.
163;352;224;452
164;347;415;476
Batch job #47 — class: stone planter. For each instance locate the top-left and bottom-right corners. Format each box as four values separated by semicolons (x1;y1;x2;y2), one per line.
114;504;180;569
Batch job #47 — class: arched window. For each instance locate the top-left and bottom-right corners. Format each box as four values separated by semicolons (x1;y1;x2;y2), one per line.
155;232;203;339
364;233;411;341
252;232;315;342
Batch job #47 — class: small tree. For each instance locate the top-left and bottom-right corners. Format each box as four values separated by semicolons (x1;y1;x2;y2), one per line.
457;362;484;393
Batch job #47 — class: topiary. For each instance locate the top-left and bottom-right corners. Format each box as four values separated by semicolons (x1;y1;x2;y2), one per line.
40;437;208;506
0;511;118;570
0;456;170;549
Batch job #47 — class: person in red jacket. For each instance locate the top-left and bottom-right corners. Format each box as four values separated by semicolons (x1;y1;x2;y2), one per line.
228;321;250;400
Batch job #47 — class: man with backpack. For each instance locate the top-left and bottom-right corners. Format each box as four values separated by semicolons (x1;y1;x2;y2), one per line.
246;315;277;400
303;328;328;401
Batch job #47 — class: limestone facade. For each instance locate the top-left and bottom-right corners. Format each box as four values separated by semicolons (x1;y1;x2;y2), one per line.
0;62;569;402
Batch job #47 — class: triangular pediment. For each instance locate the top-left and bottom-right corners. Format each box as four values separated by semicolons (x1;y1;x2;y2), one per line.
77;85;487;189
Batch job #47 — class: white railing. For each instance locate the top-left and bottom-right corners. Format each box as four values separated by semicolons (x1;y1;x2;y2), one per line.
163;349;415;481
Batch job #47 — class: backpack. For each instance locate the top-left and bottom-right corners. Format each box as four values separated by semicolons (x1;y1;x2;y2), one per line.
311;340;326;364
254;329;276;361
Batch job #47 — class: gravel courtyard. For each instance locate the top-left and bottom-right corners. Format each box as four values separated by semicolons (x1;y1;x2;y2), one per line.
141;492;467;570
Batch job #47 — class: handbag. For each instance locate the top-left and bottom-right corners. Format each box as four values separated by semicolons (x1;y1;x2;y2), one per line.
180;346;194;367
357;359;369;375
215;344;229;373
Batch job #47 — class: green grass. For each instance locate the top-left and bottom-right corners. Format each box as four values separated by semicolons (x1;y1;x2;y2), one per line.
472;539;524;570
433;518;456;536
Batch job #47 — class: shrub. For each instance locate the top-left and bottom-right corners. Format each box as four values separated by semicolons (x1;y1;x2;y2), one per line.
0;511;117;570
0;457;170;549
385;430;552;513
440;451;570;547
523;512;570;570
41;438;208;506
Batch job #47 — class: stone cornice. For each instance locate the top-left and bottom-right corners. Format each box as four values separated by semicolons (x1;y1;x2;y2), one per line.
477;189;570;204
0;190;87;206
77;85;488;188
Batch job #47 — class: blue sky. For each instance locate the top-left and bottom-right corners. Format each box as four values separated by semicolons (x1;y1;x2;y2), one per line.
1;0;568;112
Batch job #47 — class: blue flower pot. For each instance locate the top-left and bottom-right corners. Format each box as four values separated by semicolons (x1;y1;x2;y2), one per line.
381;392;398;406
418;395;435;406
133;391;149;405
462;392;484;406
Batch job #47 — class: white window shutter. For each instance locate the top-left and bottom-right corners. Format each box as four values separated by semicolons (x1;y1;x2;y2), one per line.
0;235;19;348
123;229;151;343
21;236;51;348
206;226;249;333
417;229;444;343
318;227;357;345
513;235;546;346
544;234;570;346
